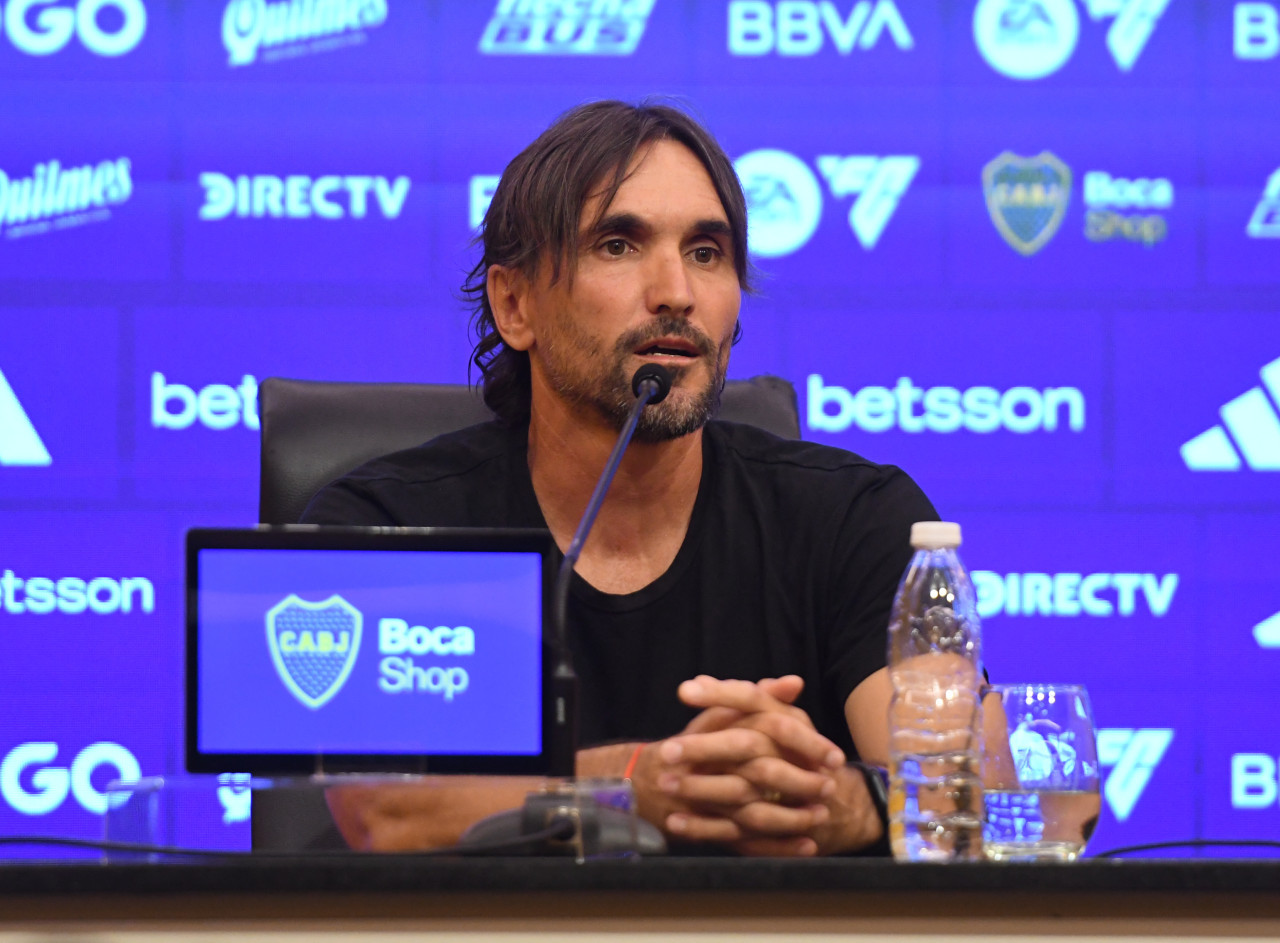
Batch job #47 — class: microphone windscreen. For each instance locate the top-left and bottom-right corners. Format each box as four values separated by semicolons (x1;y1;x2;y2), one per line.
631;364;672;404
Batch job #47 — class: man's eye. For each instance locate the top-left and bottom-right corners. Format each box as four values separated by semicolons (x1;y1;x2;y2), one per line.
692;246;718;263
602;239;628;256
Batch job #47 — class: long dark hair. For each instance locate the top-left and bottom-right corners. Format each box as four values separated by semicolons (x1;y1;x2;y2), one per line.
462;100;752;425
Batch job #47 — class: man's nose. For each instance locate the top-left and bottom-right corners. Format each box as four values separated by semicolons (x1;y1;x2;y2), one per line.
644;246;694;315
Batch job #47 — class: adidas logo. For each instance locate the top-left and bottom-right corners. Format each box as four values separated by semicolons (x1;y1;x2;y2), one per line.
0;370;50;466
1253;611;1280;649
1097;727;1173;822
1182;355;1280;471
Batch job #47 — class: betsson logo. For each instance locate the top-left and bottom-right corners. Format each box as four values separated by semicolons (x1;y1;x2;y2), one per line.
734;150;918;258
0;369;50;466
1247;167;1280;238
807;374;1086;435
1182;354;1280;472
1098;728;1172;822
151;372;259;431
0;157;133;240
0;742;141;816
1235;3;1279;60
973;0;1170;80
222;0;387;67
0;569;155;615
0;0;145;56
727;0;912;56
972;571;1178;618
478;0;654;56
198;173;409;220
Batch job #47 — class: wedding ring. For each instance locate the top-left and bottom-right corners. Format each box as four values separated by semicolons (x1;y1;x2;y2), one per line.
760;789;783;804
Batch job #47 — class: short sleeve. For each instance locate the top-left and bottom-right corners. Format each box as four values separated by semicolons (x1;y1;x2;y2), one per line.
822;467;939;708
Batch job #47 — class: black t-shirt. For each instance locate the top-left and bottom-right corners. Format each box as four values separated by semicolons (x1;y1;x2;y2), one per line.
301;420;937;760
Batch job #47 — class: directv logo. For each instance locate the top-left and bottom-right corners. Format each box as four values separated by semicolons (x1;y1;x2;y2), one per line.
478;0;654;56
1182;355;1280;471
1097;728;1172;821
0;157;133;240
198;174;410;220
222;0;387;67
973;0;1170;80
734;149;917;258
0;370;50;466
1247;168;1280;238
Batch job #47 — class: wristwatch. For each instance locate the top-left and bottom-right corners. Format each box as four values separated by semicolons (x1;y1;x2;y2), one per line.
848;761;891;857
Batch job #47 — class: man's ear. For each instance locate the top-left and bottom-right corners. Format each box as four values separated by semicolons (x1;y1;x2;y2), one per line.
486;264;535;352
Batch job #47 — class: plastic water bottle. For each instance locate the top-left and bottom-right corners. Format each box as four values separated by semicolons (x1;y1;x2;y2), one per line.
887;521;984;862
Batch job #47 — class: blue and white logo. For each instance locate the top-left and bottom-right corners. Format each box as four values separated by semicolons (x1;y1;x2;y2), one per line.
1247;168;1280;238
478;0;653;55
815;155;918;250
266;594;362;709
1097;727;1172;821
0;369;50;466
1182;355;1280;471
1252;610;1280;648
221;0;387;67
1;0;147;57
0;157;133;241
735;149;823;258
974;0;1079;80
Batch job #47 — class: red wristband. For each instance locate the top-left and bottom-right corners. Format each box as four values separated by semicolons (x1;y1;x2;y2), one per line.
623;743;645;781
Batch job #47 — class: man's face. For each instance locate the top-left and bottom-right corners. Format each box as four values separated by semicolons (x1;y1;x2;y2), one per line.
515;139;742;441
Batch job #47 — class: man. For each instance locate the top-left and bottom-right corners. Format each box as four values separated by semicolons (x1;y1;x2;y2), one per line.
303;101;937;856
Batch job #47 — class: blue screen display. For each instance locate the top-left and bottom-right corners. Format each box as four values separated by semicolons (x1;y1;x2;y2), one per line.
197;548;544;757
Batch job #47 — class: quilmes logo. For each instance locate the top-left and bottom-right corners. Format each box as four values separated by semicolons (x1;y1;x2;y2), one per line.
983;150;1071;256
1083;170;1172;247
0;0;146;57
0;369;50;466
0;742;141;816
266;595;361;709
1247;167;1280;238
974;0;1170;79
726;0;913;56
1235;3;1279;60
1182;354;1280;472
0;157;133;240
807;374;1086;434
973;571;1178;618
735;149;917;257
222;0;387;67
198;173;410;220
478;0;654;55
1097;728;1172;821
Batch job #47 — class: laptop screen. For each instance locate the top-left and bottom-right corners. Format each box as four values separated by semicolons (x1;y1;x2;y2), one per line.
186;527;556;775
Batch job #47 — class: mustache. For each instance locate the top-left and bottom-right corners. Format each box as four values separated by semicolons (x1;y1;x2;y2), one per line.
613;318;716;358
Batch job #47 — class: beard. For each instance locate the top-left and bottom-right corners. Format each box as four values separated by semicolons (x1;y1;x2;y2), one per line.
541;316;729;442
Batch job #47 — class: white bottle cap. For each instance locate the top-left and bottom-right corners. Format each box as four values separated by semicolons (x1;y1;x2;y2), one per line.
910;521;961;549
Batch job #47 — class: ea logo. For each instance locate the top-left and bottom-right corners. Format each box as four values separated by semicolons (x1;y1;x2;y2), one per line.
1;0;146;57
734;149;823;258
0;742;141;815
973;0;1078;80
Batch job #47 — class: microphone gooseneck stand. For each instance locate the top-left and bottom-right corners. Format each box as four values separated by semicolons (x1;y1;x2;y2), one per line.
547;363;673;777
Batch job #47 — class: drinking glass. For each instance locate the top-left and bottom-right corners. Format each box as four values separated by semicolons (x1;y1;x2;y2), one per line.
982;683;1101;862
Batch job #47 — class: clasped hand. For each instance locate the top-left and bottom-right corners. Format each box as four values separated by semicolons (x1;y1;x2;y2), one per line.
637;675;846;857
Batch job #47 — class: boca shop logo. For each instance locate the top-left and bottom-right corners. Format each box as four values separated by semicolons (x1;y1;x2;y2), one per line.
982;150;1072;256
221;0;387;67
0;157;133;240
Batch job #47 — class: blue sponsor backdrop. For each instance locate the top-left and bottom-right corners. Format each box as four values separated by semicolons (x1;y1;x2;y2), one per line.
0;0;1277;857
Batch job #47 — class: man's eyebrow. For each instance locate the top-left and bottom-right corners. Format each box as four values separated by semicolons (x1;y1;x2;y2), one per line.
586;212;650;239
690;218;733;241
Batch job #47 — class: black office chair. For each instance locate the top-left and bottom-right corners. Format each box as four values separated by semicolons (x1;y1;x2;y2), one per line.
258;375;801;525
250;373;800;850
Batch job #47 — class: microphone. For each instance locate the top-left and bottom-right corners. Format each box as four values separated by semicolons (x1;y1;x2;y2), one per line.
547;363;673;776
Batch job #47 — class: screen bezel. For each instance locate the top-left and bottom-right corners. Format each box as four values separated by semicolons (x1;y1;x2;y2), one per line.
185;525;558;776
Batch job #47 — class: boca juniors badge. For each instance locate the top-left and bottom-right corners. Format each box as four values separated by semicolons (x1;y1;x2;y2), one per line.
265;594;362;709
983;151;1072;256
